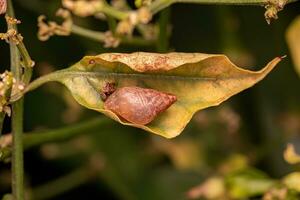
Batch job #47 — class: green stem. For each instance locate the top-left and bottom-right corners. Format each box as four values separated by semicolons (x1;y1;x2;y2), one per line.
7;0;25;199
0;112;5;136
0;118;110;162
156;8;171;52
32;167;94;200
17;41;34;84
24;117;110;149
71;24;155;47
100;2;129;20
149;0;298;14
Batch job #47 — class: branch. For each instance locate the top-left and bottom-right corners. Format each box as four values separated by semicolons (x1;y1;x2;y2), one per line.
24;117;110;149
31;166;97;200
71;24;155;47
149;0;298;14
7;0;25;199
0;118;110;162
17;40;34;84
100;2;128;20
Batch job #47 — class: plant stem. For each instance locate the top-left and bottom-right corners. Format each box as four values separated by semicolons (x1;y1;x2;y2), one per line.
156;8;171;52
0;118;110;162
0;112;5;136
149;0;298;14
32;166;95;200
71;24;155;47
24;118;110;149
100;2;129;20
17;41;34;84
7;0;25;199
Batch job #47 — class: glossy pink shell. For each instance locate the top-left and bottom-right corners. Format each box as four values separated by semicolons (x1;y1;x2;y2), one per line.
104;87;177;125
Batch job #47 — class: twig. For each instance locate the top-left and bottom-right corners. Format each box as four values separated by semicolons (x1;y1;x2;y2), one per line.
31;166;95;200
71;24;155;47
100;2;128;20
156;8;171;52
17;41;34;84
24;118;110;149
0;118;110;162
149;0;298;14
7;0;24;199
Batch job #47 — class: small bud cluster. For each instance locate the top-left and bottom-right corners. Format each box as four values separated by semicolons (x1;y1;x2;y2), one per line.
0;16;23;44
116;7;152;36
37;0;155;48
62;0;103;17
0;71;14;115
103;31;120;48
38;9;72;41
264;0;288;24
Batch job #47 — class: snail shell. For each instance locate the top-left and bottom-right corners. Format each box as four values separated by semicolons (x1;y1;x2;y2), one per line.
104;87;177;125
0;0;6;15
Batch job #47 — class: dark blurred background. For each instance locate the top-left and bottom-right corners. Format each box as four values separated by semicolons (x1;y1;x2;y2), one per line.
1;0;300;199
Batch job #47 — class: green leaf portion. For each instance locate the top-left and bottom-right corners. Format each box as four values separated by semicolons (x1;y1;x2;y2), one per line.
45;52;281;138
226;168;275;198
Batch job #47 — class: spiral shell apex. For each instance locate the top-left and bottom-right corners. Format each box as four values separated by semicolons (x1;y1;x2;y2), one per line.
104;87;177;125
0;0;6;15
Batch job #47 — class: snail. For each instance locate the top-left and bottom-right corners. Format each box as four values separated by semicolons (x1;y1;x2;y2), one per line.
0;0;6;15
103;86;177;125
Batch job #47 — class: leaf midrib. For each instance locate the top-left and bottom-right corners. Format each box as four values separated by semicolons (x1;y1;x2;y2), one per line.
57;69;256;82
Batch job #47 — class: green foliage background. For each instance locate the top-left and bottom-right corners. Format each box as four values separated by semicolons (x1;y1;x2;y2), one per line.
1;0;300;199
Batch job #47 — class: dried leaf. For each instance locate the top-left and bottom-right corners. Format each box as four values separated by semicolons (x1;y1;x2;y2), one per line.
286;16;300;77
41;52;282;138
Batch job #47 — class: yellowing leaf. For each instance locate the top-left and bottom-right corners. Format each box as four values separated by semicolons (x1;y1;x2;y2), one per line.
283;143;300;164
187;177;225;199
286;16;300;77
226;168;275;198
28;52;282;138
283;172;300;192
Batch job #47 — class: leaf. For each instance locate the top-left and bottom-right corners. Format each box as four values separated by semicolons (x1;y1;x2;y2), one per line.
36;52;282;138
226;168;275;198
283;172;300;192
286;16;300;77
283;143;300;164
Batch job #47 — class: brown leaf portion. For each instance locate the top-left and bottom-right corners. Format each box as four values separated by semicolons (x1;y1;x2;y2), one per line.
97;52;212;72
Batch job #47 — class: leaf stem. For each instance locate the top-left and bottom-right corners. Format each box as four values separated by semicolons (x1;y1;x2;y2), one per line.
100;2;129;20
24;118;110;149
71;24;155;47
17;41;34;84
0;112;5;136
7;0;25;199
149;0;298;14
31;166;96;200
0;118;110;162
156;8;171;52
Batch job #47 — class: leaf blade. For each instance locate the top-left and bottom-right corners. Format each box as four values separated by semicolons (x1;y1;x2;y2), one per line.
52;52;281;138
